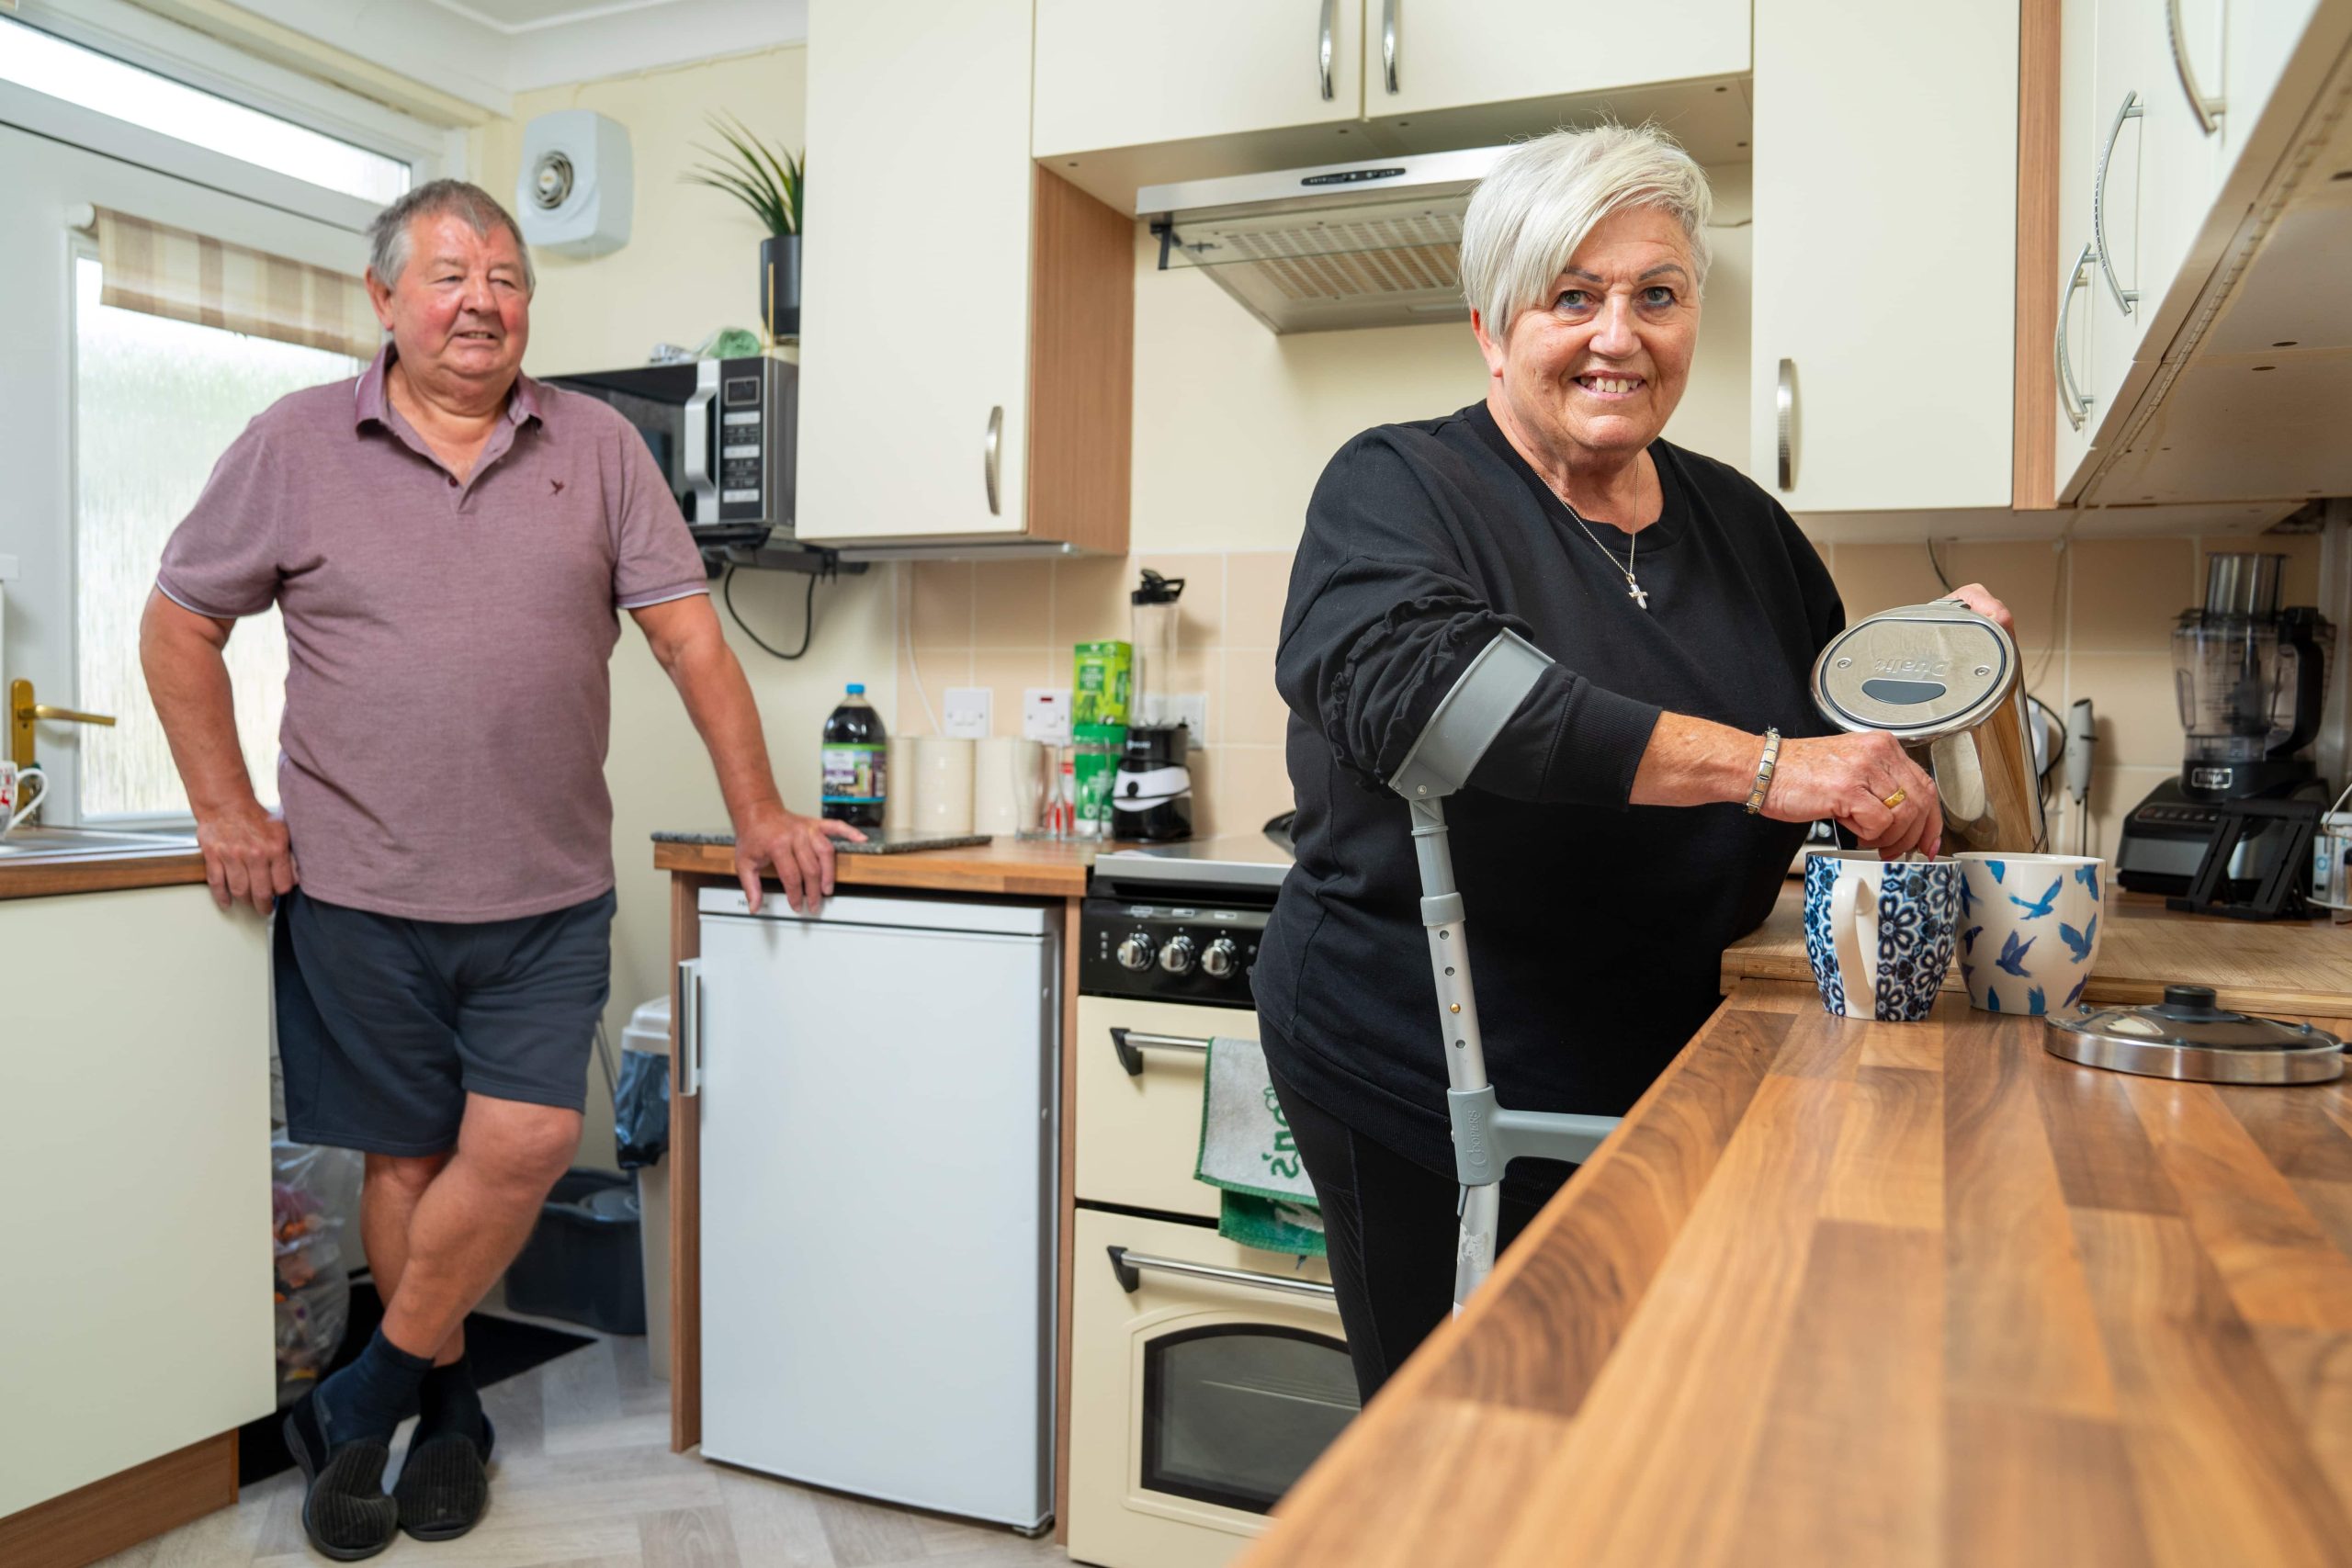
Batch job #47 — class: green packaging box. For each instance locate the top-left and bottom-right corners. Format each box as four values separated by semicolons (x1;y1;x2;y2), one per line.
1072;640;1133;727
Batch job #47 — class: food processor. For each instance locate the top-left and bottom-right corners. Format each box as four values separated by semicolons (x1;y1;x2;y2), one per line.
1111;570;1193;841
2115;552;2335;914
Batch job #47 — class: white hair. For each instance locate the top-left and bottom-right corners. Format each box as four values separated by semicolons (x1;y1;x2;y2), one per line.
1460;123;1712;341
368;178;536;295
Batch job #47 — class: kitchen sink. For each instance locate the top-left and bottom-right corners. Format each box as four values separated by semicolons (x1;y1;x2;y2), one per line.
0;825;198;860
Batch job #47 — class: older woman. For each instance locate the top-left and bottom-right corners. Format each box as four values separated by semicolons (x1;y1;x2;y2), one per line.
1255;124;2012;1399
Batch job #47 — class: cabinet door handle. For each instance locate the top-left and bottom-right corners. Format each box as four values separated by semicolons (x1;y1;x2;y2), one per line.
2093;90;2144;316
1109;1026;1212;1077
1108;1247;1337;1300
1318;0;1336;100
2055;242;2098;431
1381;0;1398;94
2165;0;2225;134
675;958;703;1098
983;404;1003;516
1775;357;1796;491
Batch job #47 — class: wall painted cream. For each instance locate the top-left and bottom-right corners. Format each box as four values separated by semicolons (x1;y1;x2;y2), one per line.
470;45;899;1169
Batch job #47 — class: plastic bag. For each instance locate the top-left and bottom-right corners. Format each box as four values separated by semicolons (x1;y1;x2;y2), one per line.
272;1136;361;1405
614;1049;670;1169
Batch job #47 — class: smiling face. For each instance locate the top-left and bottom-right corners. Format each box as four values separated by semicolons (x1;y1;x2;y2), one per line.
366;210;531;403
1473;202;1699;473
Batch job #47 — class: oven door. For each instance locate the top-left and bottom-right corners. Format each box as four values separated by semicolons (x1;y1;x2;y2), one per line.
1075;996;1247;1221
1069;1210;1356;1568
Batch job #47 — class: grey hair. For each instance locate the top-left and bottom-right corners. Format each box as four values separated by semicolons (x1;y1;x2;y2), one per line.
367;178;536;294
1460;123;1712;342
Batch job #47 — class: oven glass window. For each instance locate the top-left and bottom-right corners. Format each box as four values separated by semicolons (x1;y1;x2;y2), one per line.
1139;1325;1358;1514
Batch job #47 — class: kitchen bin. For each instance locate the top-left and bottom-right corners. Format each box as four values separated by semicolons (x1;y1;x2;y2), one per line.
502;1168;647;1335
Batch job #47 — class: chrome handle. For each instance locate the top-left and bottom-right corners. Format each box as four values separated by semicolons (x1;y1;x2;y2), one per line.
2093;90;2144;316
1108;1247;1336;1300
2165;0;2225;134
2055;242;2097;431
1317;0;1335;100
1381;0;1398;94
1774;357;1795;491
675;958;702;1098
983;404;1002;516
680;360;719;517
1109;1026;1213;1077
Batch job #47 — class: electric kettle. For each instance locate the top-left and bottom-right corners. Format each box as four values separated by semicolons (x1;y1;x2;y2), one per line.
1810;600;2048;854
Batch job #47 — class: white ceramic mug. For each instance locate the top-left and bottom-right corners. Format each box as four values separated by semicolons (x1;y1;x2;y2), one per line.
1954;852;2106;1014
913;736;976;834
0;760;47;839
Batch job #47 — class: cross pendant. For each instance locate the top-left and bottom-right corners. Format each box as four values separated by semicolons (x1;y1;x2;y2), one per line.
1628;581;1650;611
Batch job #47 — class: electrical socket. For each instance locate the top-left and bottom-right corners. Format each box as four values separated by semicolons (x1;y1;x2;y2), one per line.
942;687;991;739
1166;692;1208;748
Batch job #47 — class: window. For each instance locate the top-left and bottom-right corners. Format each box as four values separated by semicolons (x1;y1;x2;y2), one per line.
0;16;412;206
73;255;364;820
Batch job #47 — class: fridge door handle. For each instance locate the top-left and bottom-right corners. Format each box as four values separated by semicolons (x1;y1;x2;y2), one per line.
676;957;703;1098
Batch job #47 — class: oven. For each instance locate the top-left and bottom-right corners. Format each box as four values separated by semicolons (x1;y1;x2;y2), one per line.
1068;837;1359;1568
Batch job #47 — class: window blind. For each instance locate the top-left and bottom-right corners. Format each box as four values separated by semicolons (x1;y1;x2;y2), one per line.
91;207;380;362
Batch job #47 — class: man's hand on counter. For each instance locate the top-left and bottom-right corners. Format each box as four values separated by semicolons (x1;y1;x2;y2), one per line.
734;803;866;915
196;801;298;915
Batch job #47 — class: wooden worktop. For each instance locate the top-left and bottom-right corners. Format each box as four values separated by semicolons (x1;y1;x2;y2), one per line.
0;846;204;901
1726;878;2352;1018
1242;979;2352;1568
652;832;1094;897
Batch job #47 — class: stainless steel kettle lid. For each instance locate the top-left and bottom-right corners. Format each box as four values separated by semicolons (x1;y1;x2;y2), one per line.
2045;985;2345;1084
1812;601;2019;740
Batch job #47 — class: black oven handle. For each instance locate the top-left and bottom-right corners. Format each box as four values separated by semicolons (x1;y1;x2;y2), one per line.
680;360;719;518
1107;1246;1336;1300
1108;1026;1213;1077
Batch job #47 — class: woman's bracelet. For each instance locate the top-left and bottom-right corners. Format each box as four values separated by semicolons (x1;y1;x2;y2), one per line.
1744;728;1781;816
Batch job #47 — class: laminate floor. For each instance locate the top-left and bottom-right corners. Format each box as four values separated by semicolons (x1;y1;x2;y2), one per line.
92;1326;1067;1568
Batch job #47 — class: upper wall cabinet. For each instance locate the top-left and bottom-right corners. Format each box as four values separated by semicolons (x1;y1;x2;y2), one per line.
1033;0;1364;155
1749;0;2019;513
799;0;1132;549
1361;0;1749;119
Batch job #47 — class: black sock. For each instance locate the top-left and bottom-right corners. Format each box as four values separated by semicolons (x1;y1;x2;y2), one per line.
416;1354;486;1448
314;1328;433;1449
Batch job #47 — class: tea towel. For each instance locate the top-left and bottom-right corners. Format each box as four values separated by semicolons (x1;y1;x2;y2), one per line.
1194;1034;1324;1257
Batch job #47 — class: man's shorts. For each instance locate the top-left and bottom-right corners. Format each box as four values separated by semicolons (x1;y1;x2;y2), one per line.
276;886;616;1156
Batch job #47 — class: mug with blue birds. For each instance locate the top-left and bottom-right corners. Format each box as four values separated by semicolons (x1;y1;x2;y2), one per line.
1802;850;1962;1022
1953;852;2107;1014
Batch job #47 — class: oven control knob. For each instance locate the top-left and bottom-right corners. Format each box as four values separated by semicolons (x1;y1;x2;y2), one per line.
1116;932;1156;972
1158;934;1198;975
1201;937;1240;979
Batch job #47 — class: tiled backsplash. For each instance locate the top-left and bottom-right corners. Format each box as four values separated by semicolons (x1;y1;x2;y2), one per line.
895;532;2324;857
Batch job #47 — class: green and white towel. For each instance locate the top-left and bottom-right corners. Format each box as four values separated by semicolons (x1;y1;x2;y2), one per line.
1193;1035;1324;1258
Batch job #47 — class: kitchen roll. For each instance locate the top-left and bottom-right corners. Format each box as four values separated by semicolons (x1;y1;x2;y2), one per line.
913;736;975;834
883;736;918;831
974;737;1044;836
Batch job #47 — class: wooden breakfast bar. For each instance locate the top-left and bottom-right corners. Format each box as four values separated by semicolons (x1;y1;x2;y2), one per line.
1238;890;2352;1568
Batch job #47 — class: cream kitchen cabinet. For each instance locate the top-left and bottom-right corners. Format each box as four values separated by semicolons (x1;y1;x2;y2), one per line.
797;0;1131;549
1363;0;1749;119
1033;0;1366;158
1749;0;2020;513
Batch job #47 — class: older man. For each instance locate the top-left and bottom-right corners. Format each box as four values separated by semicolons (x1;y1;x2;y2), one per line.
141;179;854;1559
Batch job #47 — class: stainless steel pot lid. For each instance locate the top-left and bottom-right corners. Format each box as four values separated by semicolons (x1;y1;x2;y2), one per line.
1812;602;2018;740
2044;984;2346;1084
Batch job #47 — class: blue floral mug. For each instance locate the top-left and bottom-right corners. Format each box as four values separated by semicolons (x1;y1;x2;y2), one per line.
1802;851;1962;1022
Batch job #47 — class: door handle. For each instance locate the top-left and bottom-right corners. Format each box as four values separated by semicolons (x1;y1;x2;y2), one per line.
1381;0;1398;95
675;958;703;1098
1774;357;1796;491
1109;1026;1212;1077
983;404;1003;516
680;361;719;518
2055;243;2098;431
1107;1247;1336;1300
2093;90;2143;316
2165;0;2225;134
1317;0;1336;100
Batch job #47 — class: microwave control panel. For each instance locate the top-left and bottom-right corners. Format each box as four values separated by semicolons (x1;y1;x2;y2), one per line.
718;370;765;517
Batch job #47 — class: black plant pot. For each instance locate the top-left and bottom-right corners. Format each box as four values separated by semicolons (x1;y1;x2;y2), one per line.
761;232;801;340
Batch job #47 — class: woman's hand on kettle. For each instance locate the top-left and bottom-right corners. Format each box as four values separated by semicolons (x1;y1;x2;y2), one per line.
734;801;866;915
1942;582;2016;637
194;799;299;915
1763;731;1942;860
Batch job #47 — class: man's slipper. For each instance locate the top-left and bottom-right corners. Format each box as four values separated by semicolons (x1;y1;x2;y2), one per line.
282;1392;400;1562
393;1414;494;1541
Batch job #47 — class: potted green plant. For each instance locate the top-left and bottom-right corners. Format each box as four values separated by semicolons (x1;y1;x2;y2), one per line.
685;112;804;340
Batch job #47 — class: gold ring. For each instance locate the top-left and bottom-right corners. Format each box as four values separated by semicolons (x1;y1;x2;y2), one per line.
1882;788;1908;809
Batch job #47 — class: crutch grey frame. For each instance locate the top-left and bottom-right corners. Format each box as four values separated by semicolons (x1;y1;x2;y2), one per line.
1388;630;1621;1311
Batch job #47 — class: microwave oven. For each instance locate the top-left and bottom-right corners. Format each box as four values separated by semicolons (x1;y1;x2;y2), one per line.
546;355;795;547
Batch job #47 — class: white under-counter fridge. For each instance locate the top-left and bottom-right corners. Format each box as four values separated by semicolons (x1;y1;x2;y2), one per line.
684;886;1059;1530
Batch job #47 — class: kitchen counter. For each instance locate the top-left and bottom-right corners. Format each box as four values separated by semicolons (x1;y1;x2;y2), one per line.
651;829;1092;897
1724;879;2352;1018
1240;978;2352;1568
0;833;203;900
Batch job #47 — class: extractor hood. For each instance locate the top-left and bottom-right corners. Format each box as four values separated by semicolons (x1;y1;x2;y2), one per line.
1136;146;1506;334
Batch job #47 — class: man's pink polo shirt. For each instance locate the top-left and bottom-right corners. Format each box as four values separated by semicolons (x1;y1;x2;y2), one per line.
157;344;709;921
